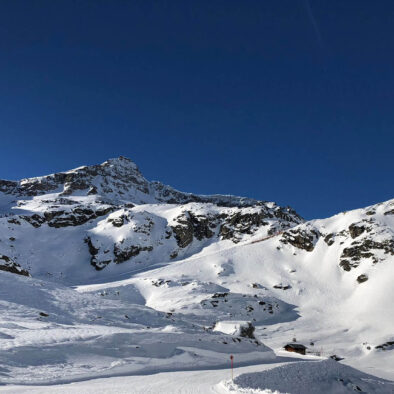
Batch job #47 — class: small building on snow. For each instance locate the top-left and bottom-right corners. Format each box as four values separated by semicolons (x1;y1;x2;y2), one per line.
284;343;307;355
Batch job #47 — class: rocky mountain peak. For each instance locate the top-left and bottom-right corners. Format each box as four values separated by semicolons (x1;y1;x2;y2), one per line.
0;157;304;227
0;156;149;200
100;156;141;174
0;156;306;276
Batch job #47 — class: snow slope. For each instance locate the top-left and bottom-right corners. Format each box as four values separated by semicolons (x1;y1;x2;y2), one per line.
0;271;273;385
222;359;394;393
2;359;393;393
0;362;315;393
102;198;392;379
0;157;393;391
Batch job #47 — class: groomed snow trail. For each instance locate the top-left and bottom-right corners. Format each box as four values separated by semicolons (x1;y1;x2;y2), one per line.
0;363;284;393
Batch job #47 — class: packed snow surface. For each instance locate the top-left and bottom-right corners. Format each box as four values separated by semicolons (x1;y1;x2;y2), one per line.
222;359;394;393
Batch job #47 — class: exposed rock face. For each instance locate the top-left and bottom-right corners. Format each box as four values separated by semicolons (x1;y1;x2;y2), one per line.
280;226;320;252
324;233;335;246
219;206;301;243
171;211;215;248
7;217;21;225
48;206;114;228
21;205;114;228
21;214;46;228
339;239;394;270
0;180;18;193
0;255;29;277
85;237;107;270
85;237;99;256
150;182;266;208
113;243;153;264
348;224;366;239
171;217;194;248
219;211;269;242
169;204;302;250
276;204;393;280
339;260;352;272
0;157;149;199
311;210;394;275
239;322;255;339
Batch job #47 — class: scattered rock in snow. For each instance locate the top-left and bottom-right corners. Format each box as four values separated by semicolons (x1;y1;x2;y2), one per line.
273;284;292;290
357;274;368;283
375;341;394;351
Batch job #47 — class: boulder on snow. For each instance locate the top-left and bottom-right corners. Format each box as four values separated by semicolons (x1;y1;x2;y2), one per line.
357;274;368;283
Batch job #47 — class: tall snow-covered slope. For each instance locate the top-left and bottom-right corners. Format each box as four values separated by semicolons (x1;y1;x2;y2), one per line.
0;157;302;282
0;158;393;387
91;198;393;378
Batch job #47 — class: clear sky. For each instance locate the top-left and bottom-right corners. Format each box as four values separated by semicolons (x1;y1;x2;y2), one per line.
0;1;393;219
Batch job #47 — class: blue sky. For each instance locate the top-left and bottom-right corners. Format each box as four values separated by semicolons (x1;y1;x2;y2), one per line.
0;0;393;219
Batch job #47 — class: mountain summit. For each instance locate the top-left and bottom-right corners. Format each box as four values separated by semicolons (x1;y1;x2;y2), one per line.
1;156;298;209
0;157;303;276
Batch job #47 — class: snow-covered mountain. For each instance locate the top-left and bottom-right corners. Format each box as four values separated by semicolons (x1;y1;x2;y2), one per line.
0;156;295;207
0;156;302;280
0;157;393;392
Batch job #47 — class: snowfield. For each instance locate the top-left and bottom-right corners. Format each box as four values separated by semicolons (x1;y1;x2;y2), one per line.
0;271;274;385
2;360;393;393
0;157;393;392
222;360;394;393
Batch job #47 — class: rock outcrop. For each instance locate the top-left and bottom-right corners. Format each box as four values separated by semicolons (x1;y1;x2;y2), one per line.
280;226;320;252
339;238;394;270
0;255;30;277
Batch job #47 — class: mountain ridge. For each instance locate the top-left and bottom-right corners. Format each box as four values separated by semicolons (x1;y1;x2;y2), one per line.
0;156;303;278
0;156;298;211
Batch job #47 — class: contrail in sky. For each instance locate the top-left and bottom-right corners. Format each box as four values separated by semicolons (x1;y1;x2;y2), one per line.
304;0;324;48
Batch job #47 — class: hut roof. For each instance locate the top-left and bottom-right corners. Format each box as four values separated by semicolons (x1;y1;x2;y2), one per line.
285;343;307;349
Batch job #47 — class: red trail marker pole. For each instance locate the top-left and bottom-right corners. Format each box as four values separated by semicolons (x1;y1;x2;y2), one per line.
230;354;234;381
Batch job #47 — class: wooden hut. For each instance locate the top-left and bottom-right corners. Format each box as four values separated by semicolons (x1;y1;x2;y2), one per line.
284;343;307;355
